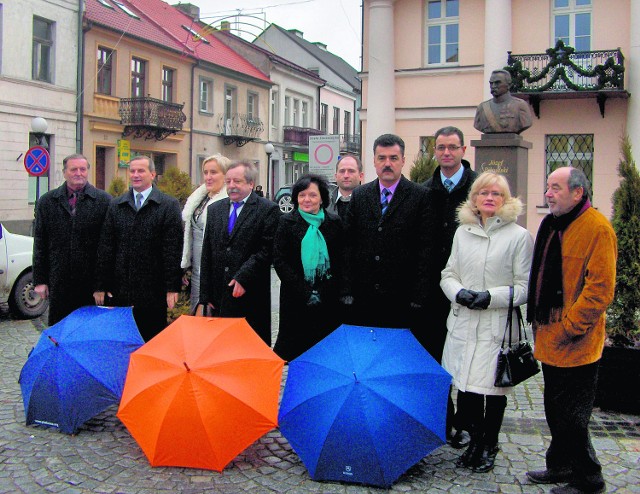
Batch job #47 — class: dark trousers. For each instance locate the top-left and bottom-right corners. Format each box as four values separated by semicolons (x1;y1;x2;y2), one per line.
132;305;168;342
542;362;603;482
456;391;507;446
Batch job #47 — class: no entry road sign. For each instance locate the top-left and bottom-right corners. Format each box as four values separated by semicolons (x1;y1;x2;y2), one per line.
24;146;50;177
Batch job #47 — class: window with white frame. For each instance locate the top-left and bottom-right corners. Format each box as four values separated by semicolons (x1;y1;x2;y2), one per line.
271;90;279;127
545;134;594;198
284;96;291;126
320;104;328;133
199;77;212;113
131;57;146;97
224;86;237;133
162;67;174;102
247;92;258;120
302;101;309;128
553;0;591;51
343;110;351;138
332;107;340;135
293;98;300;126
425;0;459;65
97;46;114;95
33;17;54;82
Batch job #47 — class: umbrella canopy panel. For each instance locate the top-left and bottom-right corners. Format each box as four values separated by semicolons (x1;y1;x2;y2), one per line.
279;324;451;487
117;316;284;471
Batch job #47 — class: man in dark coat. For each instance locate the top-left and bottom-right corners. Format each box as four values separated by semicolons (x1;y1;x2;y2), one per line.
326;154;363;220
423;126;478;448
199;161;280;346
342;134;432;330
93;156;182;341
33;154;112;325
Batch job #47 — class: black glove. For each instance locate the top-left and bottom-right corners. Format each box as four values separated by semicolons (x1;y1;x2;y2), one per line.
456;289;478;308
469;291;491;310
307;290;321;307
339;295;354;306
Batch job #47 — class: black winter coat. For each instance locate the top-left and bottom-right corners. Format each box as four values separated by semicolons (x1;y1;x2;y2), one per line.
33;182;112;325
343;176;432;329
95;187;183;312
272;209;344;361
199;192;280;346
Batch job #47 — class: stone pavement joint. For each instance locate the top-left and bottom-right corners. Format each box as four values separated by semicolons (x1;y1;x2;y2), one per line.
0;299;639;493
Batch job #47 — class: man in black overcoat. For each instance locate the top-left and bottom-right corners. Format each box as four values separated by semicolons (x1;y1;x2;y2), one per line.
423;126;478;448
93;156;182;341
199;161;280;346
33;154;112;325
342;134;432;331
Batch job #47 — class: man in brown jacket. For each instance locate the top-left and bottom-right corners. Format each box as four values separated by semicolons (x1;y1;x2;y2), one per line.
526;167;617;494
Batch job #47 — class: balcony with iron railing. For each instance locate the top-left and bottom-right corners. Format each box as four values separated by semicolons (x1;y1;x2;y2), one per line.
339;134;361;155
217;113;264;147
505;40;628;117
283;126;324;147
119;97;186;141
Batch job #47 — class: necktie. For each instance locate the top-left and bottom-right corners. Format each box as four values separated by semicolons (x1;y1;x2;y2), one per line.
136;192;144;210
381;188;391;215
69;192;78;216
444;179;454;192
228;201;243;234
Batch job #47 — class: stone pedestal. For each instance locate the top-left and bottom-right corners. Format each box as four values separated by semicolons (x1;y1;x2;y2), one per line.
470;133;532;227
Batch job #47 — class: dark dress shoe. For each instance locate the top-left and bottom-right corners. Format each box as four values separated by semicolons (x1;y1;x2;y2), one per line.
449;430;471;449
550;482;606;494
471;444;499;473
526;469;575;484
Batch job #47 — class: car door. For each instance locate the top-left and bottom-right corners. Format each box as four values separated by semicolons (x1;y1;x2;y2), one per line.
0;224;8;300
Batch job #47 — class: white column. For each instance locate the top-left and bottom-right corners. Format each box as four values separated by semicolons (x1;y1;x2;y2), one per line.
627;0;640;161
483;0;512;99
365;0;396;181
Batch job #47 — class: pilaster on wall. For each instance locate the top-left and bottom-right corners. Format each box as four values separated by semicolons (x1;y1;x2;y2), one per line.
483;0;512;100
627;0;640;161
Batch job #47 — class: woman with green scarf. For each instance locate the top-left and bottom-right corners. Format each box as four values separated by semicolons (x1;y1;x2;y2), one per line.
273;174;344;362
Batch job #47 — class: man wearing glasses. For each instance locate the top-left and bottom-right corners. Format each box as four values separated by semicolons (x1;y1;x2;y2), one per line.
199;161;280;346
423;126;477;448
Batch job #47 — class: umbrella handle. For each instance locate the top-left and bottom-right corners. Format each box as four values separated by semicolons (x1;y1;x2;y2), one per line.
47;335;59;347
183;362;191;372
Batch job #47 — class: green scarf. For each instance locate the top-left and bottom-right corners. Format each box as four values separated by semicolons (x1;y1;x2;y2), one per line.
299;209;331;284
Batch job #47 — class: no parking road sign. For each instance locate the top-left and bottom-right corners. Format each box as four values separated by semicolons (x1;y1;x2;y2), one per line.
309;135;340;181
24;146;50;177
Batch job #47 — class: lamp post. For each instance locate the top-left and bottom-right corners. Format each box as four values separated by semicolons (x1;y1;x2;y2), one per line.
30;117;49;206
265;142;274;200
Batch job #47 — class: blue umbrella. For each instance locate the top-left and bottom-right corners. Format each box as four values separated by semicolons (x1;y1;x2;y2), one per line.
278;324;451;488
19;306;143;434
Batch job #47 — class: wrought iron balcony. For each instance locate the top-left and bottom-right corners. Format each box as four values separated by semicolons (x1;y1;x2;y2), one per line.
283;126;323;146
119;97;186;141
505;40;628;118
217;113;264;147
339;134;361;155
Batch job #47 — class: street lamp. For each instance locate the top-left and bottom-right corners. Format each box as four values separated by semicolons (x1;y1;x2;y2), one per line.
31;117;49;149
265;142;274;200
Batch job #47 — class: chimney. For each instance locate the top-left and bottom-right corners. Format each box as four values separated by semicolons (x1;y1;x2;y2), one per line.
221;20;231;32
313;42;327;51
288;29;304;38
173;3;200;20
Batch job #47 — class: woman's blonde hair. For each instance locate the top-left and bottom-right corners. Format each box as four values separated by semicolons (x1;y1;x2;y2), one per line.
202;154;231;175
466;171;513;213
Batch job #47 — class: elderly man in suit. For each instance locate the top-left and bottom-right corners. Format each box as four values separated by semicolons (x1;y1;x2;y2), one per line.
33;154;112;325
199;161;280;346
342;134;432;330
93;155;183;341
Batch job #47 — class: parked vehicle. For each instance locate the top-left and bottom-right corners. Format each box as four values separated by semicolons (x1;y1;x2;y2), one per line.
0;223;48;318
274;182;338;214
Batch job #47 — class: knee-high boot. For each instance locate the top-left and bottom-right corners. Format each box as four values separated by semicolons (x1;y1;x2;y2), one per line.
472;395;507;473
455;391;484;468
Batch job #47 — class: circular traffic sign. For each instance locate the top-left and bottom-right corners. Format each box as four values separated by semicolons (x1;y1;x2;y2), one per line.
24;146;50;177
313;144;335;166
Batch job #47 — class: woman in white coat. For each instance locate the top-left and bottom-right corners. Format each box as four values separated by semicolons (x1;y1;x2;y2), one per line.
181;154;230;312
441;172;533;473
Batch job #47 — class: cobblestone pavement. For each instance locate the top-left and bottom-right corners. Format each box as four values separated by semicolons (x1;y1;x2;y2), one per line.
1;294;639;493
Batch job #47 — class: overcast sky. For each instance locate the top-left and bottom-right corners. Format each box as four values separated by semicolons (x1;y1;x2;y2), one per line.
190;0;363;70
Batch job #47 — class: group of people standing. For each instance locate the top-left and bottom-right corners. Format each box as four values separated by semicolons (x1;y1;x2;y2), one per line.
32;124;616;494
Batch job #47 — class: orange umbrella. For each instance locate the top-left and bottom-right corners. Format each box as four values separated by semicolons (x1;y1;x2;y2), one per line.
116;316;284;471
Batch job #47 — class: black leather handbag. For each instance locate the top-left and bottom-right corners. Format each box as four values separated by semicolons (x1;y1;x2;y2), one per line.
494;286;540;387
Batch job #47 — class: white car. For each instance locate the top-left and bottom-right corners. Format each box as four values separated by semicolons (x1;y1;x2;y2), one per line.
0;223;48;318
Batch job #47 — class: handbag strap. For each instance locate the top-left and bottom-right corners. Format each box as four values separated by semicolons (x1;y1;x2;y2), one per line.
514;305;531;341
501;286;515;350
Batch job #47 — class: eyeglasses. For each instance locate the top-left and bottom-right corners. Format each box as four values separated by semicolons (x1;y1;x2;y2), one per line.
478;190;504;198
224;178;247;186
435;145;463;153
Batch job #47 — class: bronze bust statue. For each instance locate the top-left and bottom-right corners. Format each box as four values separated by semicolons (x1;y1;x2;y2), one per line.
474;70;533;134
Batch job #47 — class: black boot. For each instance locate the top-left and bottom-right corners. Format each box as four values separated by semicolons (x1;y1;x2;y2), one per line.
455;433;482;468
472;443;499;472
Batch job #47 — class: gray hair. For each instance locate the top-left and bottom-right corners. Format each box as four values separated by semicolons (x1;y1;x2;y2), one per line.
228;160;258;185
63;154;90;170
568;167;591;199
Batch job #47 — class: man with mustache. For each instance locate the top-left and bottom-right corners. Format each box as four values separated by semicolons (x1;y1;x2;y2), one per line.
341;134;432;331
199;161;280;346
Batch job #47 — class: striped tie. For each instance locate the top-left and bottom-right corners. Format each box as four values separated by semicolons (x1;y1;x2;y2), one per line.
381;188;391;215
444;179;454;192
